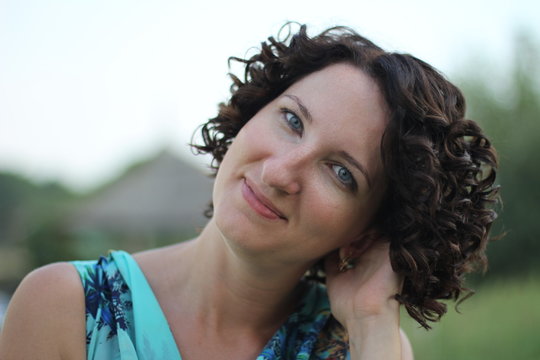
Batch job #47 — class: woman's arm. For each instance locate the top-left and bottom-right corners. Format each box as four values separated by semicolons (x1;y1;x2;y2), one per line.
0;263;86;360
325;240;413;360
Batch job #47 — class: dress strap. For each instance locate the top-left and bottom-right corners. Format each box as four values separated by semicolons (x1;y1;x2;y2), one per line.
72;251;182;360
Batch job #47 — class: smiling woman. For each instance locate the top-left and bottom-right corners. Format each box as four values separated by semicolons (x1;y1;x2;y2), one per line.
0;24;498;360
211;63;388;265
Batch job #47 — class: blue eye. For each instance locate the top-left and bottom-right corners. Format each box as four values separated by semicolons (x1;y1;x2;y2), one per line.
332;164;355;186
284;111;303;133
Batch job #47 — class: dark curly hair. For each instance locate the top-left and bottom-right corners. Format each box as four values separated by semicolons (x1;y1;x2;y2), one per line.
192;24;499;329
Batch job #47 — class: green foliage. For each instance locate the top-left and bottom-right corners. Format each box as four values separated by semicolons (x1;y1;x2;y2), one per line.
401;275;540;359
0;172;76;244
25;221;79;266
456;32;540;275
0;174;76;290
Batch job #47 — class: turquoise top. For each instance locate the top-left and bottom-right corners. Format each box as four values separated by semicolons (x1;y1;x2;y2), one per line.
71;251;349;360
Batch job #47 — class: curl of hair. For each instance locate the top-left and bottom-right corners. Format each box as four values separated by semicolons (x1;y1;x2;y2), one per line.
192;24;499;329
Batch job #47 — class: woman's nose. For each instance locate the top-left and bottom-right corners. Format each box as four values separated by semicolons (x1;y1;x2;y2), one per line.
261;150;307;195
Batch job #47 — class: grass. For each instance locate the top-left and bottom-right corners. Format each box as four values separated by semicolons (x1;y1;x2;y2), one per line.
400;275;540;360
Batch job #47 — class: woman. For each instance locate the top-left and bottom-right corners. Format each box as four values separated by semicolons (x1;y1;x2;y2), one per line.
0;24;498;359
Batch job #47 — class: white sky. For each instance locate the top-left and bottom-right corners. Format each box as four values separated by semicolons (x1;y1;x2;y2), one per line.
1;0;539;191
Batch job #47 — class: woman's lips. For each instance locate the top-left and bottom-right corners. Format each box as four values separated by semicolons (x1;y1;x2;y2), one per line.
241;178;287;221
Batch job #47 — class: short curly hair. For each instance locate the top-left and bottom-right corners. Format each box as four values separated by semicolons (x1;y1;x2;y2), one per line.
193;24;499;329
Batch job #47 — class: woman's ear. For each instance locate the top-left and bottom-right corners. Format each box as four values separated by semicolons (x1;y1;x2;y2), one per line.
338;230;379;267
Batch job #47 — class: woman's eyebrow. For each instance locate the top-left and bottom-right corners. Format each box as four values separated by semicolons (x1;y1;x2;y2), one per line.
283;94;313;124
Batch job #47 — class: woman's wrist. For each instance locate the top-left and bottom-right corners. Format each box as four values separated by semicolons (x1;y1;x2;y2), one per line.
344;302;402;360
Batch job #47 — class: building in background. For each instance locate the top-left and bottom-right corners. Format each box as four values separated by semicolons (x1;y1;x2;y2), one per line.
69;150;213;253
0;149;214;291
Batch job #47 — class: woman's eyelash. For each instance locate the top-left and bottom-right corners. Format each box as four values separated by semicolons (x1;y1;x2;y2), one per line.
331;163;358;191
281;108;304;134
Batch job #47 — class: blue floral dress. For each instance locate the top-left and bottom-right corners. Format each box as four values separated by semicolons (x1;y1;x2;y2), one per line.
72;251;349;359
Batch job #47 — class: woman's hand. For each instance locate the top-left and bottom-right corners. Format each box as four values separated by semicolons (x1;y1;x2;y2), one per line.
325;237;402;324
324;235;413;360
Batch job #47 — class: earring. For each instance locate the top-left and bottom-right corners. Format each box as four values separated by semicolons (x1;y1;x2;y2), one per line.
338;254;356;272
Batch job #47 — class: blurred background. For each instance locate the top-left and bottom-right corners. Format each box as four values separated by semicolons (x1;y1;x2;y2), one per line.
1;0;539;358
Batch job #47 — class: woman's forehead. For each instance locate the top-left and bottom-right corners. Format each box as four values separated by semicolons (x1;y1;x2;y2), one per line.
284;64;388;118
281;64;389;132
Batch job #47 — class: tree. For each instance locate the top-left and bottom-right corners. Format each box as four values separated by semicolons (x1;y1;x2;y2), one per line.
458;32;540;275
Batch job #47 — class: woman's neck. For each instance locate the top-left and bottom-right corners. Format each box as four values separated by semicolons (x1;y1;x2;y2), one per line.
164;218;310;334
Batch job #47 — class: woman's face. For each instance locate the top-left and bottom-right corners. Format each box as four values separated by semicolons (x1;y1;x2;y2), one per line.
212;63;389;266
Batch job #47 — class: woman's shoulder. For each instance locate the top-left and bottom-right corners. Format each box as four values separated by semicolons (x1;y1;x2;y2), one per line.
0;262;86;359
131;242;192;288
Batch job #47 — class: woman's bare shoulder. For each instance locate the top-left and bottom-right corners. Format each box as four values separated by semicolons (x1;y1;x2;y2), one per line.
133;241;193;278
0;262;86;360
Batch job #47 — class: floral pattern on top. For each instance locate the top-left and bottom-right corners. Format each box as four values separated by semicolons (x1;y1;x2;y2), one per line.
77;255;133;342
72;251;349;360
